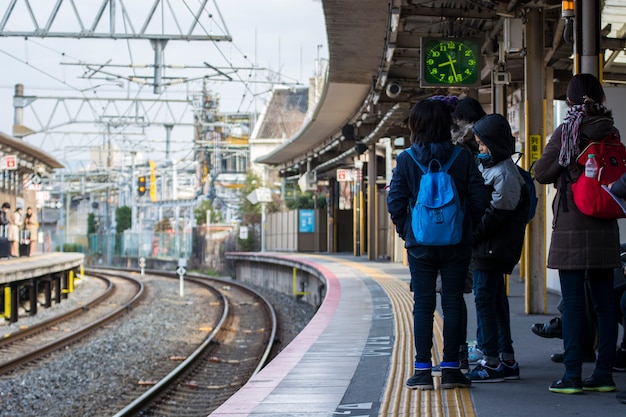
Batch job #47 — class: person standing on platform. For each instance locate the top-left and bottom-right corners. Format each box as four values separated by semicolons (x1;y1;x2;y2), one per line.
452;97;487;156
534;73;619;394
0;203;9;259
606;176;626;405
9;207;22;258
387;98;489;390
452;96;488;365
464;114;527;383
24;207;37;256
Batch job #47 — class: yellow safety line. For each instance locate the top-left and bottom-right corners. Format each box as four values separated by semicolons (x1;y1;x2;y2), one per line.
327;258;475;417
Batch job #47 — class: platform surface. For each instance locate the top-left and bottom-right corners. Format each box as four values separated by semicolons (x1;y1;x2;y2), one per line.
0;252;84;285
211;253;626;417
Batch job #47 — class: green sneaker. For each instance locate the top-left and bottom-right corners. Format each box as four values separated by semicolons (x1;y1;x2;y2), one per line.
549;377;583;394
582;375;616;392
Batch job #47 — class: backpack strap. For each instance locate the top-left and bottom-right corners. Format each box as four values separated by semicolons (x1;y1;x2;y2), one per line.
406;147;461;174
405;148;424;173
440;147;462;173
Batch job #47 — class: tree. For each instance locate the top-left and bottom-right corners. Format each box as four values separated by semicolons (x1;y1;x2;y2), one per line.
87;212;98;234
115;206;132;234
155;218;172;232
194;198;223;225
238;170;264;225
285;190;327;210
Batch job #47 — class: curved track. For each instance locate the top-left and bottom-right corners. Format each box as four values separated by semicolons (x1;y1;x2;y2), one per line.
0;272;144;374
112;273;277;417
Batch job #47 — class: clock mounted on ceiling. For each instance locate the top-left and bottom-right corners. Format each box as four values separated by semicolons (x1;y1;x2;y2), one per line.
421;38;481;88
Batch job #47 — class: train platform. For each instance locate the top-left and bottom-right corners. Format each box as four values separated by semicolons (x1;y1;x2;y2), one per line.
0;252;85;323
211;253;626;417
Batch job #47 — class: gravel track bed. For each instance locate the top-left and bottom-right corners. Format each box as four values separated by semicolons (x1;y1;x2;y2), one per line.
0;274;317;417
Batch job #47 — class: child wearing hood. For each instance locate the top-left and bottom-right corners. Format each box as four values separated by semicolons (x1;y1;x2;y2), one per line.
465;113;529;383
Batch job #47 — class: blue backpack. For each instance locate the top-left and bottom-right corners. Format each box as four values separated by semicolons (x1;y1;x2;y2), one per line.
406;147;464;246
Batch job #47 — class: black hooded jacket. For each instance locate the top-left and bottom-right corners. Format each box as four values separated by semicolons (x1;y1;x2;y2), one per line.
471;114;529;273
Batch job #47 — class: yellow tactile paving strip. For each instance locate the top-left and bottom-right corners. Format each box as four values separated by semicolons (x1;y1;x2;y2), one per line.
331;258;475;417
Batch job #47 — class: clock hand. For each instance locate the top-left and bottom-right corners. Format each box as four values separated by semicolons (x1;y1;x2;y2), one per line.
447;55;458;79
437;55;458;77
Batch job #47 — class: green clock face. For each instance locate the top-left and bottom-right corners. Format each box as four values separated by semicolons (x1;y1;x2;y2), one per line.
421;38;481;87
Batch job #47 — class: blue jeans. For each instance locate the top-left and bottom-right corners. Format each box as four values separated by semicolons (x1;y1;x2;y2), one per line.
559;269;617;379
408;245;471;368
473;270;513;362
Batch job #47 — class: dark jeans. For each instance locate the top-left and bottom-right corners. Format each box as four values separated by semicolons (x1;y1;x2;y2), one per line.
559;269;617;379
621;292;626;349
473;270;514;362
408;244;471;368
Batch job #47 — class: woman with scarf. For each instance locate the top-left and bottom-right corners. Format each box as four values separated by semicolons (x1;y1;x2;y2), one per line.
535;73;619;394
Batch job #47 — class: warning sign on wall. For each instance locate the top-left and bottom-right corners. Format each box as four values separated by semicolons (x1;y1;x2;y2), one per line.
0;155;17;170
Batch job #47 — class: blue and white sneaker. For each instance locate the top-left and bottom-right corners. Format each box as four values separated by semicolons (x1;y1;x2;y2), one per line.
466;361;505;383
467;344;483;365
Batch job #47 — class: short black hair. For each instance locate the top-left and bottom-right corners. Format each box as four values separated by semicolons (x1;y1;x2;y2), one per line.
454;97;487;123
1;203;10;209
408;99;452;144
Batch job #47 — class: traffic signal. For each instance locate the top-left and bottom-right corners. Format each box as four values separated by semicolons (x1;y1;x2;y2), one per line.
137;176;146;196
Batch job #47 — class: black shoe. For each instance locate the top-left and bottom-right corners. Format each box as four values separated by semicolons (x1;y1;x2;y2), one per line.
617;391;626;404
406;369;434;390
550;351;596;363
441;368;471;389
614;348;626;372
501;360;520;380
549;377;583;394
531;317;562;339
582;374;616;392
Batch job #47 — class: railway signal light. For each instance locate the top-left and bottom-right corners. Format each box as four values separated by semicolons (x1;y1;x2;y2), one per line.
138;176;147;196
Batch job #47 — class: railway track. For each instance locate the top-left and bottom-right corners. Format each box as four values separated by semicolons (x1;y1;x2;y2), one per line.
0;272;144;374
0;269;278;416
111;272;277;417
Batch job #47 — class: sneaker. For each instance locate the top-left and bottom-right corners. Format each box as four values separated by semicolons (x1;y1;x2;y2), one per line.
549;377;583;395
617;391;626;404
466;361;505;383
467;345;483;365
501;360;520;380
407;370;434;390
582;375;616;392
441;368;472;389
614;348;626;372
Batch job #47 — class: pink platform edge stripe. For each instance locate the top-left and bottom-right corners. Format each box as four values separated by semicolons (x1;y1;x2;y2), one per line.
210;256;341;416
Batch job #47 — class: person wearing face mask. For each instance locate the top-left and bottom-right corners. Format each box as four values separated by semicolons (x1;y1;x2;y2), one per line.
465;113;530;383
451;97;488;365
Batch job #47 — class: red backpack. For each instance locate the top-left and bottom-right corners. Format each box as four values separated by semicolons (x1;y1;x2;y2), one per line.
571;132;626;219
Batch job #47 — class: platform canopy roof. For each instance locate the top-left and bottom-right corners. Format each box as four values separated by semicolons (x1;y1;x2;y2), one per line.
258;0;626;178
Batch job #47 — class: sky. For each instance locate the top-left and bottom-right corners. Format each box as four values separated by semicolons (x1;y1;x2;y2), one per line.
0;0;327;171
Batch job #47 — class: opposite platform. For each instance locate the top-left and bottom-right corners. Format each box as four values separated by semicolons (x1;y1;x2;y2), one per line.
211;253;626;417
